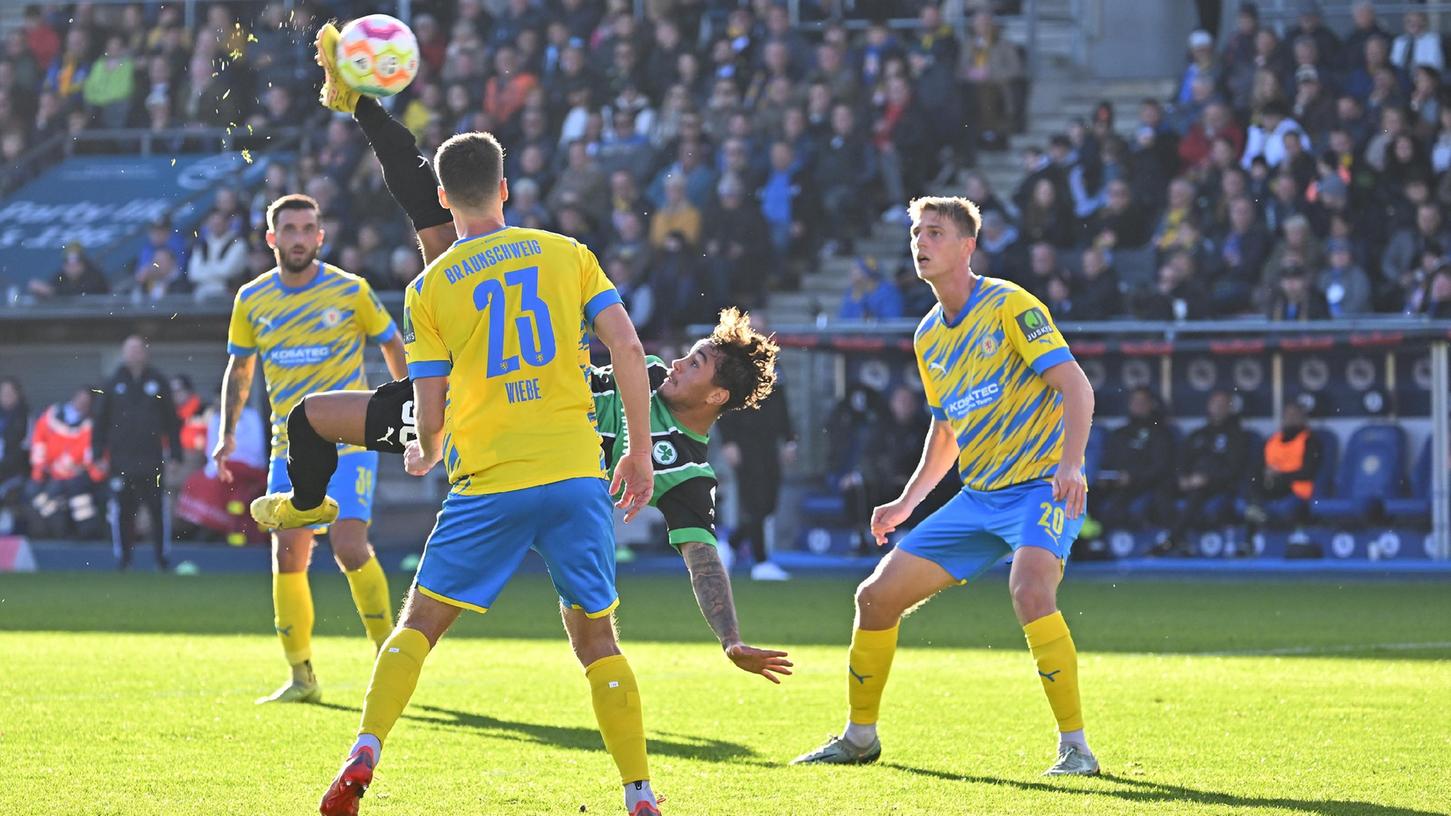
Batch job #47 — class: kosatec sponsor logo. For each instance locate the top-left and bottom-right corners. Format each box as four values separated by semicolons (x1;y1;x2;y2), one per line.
947;381;1000;418
269;346;332;367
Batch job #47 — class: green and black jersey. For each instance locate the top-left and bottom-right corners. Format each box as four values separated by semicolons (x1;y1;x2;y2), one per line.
590;356;718;549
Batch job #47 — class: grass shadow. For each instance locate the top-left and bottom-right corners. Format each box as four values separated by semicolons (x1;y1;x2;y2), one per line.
881;763;1441;816
313;701;762;765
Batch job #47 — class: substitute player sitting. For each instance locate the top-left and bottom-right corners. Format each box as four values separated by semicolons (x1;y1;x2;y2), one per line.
792;196;1101;776
213;194;407;705
319;131;663;816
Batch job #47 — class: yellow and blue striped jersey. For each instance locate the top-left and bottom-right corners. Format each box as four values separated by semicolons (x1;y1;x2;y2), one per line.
227;264;396;458
915;277;1074;492
404;225;621;495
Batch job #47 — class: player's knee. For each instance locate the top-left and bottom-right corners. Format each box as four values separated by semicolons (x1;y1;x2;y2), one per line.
1009;581;1055;622
855;579;901;625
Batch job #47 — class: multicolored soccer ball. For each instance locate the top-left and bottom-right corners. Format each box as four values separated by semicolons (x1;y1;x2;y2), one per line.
335;14;420;98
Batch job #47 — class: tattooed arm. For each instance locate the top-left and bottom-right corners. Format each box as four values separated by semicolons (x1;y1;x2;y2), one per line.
211;354;256;483
680;541;792;683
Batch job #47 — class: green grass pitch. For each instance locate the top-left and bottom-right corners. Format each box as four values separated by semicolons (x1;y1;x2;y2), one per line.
2;570;1449;815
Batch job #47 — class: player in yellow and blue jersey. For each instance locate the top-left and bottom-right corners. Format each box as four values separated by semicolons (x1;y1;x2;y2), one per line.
213;194;408;706
793;196;1101;776
318;131;663;816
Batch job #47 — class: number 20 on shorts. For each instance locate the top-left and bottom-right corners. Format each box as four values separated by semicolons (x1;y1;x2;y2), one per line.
1037;502;1065;537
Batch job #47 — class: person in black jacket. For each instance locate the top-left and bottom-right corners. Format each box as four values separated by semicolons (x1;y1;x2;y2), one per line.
1094;388;1175;530
719;366;797;581
0;376;30;532
92;335;181;570
1158;390;1252;555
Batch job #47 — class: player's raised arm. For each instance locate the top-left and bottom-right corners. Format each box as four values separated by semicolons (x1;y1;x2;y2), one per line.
593;303;653;520
679;540;793;683
1041;361;1094;519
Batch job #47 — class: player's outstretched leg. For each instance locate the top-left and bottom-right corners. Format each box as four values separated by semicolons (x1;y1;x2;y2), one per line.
792;550;954;765
259;530;322;704
1010;548;1099;776
253;389;379;531
320;591;457;816
314;21;360;114
562;606;660;815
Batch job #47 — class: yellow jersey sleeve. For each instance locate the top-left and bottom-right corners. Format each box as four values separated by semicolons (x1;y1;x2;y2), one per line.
226;289;256;357
355;279;398;343
1001;287;1074;376
578;242;622;326
915;344;946;421
404;278;451;379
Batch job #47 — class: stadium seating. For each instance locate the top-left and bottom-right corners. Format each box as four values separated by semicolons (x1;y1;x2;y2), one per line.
1312;424;1406;523
1384;437;1434;525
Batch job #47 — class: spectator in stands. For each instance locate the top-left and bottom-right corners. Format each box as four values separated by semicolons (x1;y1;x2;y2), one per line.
959;10;1021;152
1180;101;1244;173
1420;264;1451;318
760;139;818;265
1176;30;1219;109
1341;1;1388;72
825;383;887;554
649;173;702;250
1153;177;1202;253
1292;65;1336;142
1159;389;1252;556
1075;245;1122;319
1267;264;1330;320
1214;195;1271;313
1319;238;1373;316
606;252;657;340
1089;179;1152;250
45;25;91;103
29;244;109;299
1408;66;1442;139
1135;250;1208;320
1383;203;1451;294
1390;10;1444;73
976;209;1023;277
22;7;60;74
26;386;105;540
706;175;774;306
839;257;903;321
1262;214;1324;301
1020;177;1075;249
1242;100;1310;170
0;376;29;534
93;335;179;570
1285;1;1341;70
872;74;932;221
1095;388;1175;531
186;209;248;300
1247;400;1322;530
1023;242;1066;299
134;216;188;281
83;34;134;129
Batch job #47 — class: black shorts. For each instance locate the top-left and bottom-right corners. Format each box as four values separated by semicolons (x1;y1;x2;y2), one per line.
363;378;415;455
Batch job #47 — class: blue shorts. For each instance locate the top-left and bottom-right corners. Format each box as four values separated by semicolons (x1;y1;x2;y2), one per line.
414;477;618;617
267;449;379;523
898;480;1083;583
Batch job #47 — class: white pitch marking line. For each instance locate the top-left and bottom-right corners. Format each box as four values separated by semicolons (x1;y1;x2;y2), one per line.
1194;641;1451;657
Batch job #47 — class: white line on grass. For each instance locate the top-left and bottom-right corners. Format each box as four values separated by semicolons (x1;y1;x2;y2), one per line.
1195;641;1451;657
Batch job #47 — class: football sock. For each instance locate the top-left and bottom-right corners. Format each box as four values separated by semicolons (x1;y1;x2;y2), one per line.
624;780;658;812
585;654;649;786
1059;728;1089;751
350;733;382;764
843;721;877;749
285;400;336;512
358;626;431;744
273;571;314;666
846;623;899;734
353;96;453;232
1024;611;1085;733
292;659;316;686
344;555;393;650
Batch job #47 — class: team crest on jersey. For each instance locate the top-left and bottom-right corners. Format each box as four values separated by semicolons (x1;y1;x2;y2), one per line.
1015;308;1054;343
323;308;343;327
979;332;1000;357
652;440;678;466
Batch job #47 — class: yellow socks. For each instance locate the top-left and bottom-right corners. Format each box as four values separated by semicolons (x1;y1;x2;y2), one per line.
847;624;899;726
585;654;649;785
1024;610;1084;733
272;571;314;666
345;555;393;650
358;626;431;744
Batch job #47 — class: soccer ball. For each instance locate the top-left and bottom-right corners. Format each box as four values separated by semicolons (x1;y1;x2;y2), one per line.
335;14;420;98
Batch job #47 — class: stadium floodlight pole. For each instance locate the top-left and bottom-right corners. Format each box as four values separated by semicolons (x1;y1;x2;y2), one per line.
1432;340;1450;560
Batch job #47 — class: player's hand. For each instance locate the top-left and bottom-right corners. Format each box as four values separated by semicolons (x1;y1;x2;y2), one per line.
611;450;654;523
870;497;915;548
1054;461;1088;519
210;434;235;483
404;441;439;476
725;642;793;684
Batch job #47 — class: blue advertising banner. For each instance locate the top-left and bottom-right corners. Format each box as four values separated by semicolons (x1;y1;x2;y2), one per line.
0;152;277;288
